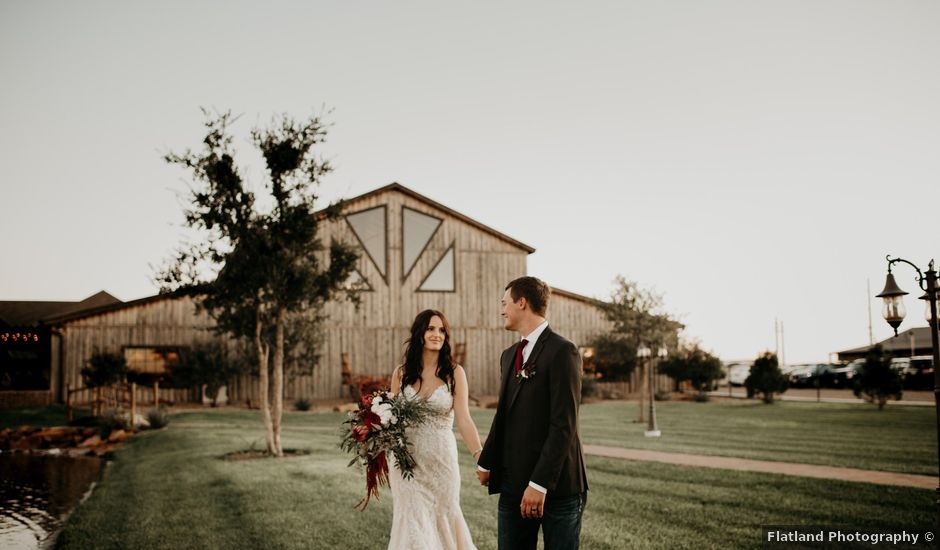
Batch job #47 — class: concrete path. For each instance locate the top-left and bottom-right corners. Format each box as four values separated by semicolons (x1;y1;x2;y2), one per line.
582;444;936;490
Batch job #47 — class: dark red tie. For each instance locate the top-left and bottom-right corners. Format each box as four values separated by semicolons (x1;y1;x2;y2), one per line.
514;339;528;376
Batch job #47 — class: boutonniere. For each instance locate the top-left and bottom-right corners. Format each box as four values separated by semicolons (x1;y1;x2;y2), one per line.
516;360;537;379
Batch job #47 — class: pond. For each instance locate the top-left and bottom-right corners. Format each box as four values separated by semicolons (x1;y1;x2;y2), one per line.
0;452;103;549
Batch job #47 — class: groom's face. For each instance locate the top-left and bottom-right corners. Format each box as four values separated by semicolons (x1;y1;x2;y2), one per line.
500;288;523;331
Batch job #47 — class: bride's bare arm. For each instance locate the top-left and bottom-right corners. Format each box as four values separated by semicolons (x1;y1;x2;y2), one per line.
453;366;483;459
390;366;402;394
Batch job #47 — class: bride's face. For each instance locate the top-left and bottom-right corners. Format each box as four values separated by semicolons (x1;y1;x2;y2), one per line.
424;315;446;353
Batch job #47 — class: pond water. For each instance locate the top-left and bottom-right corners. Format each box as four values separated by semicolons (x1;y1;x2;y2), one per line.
0;452;103;549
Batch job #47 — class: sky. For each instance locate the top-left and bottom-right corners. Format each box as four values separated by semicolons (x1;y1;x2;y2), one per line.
2;0;938;364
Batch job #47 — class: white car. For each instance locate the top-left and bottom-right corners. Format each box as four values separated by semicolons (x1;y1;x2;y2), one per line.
727;364;750;386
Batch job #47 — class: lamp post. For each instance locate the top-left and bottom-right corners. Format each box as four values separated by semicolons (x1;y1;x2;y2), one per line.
644;346;667;437
876;255;940;524
637;346;651;427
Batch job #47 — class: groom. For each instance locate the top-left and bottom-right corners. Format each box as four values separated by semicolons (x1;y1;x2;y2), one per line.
477;276;589;550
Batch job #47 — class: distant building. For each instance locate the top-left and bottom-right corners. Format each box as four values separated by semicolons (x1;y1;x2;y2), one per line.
835;326;937;362
1;183;611;407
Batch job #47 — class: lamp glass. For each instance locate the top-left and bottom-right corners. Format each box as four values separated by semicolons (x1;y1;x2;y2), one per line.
881;295;906;326
924;294;940;324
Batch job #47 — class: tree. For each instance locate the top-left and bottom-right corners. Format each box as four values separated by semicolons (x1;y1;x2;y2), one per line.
744;352;788;404
588;276;682;381
158;110;359;456
657;344;723;397
168;340;250;406
853;345;902;410
81;350;128;388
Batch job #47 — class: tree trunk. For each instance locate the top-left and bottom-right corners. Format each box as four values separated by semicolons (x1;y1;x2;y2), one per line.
878;397;886;410
255;306;276;455
763;392;774;404
271;307;286;457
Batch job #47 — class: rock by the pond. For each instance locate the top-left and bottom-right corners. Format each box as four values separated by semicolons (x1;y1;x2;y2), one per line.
107;429;130;443
79;435;102;448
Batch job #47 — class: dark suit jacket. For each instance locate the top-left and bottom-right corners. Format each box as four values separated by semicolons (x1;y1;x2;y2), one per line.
478;326;589;498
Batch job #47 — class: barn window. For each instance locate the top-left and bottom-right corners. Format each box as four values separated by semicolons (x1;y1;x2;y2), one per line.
342;269;373;292
402;207;442;280
124;347;181;375
418;244;456;292
345;206;387;280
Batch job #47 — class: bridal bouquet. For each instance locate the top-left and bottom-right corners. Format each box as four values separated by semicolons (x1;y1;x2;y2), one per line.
340;389;439;510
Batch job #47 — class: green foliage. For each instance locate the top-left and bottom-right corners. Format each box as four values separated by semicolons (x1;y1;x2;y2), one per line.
588;276;682;381
293;398;312;411
168;340;249;406
853;345;903;410
692;392;710;402
157;110;360;343
81;351;128;388
146;407;170;429
745;352;789;404
657;344;723;394
588;333;637;381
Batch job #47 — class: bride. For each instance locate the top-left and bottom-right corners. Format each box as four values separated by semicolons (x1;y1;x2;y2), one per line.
388;309;483;550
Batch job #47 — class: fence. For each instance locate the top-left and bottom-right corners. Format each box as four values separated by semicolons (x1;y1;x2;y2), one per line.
65;382;199;425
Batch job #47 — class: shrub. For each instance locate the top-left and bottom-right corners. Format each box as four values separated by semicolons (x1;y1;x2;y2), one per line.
853;345;902;410
657;345;723;394
745;352;789;404
98;409;130;438
81;351;128;388
169;340;248;407
692;392;710;402
294;398;312;411
654;390;671;401
146;407;170;429
581;377;599;401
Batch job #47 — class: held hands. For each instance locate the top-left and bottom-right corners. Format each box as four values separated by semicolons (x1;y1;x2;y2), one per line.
476;470;490;486
520;486;546;519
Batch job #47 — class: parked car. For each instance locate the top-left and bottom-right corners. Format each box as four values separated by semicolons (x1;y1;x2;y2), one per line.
897;356;934;391
727;363;750;386
788;364;821;388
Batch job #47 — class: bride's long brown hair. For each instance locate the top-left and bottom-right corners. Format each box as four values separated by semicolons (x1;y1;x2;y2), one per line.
400;309;456;396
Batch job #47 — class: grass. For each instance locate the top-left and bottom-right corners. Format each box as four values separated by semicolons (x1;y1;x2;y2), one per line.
468;399;938;475
54;407;932;550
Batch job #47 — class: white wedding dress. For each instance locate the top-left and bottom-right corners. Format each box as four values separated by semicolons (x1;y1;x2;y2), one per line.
387;384;477;550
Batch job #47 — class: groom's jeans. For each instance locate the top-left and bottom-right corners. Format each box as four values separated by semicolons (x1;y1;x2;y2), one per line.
498;491;587;550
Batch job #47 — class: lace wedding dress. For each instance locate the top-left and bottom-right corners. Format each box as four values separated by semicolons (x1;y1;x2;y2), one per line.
387;384;477;550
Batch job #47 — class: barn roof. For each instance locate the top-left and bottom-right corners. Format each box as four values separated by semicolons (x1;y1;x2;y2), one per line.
331;182;537;254
40;292;186;325
0;291;122;327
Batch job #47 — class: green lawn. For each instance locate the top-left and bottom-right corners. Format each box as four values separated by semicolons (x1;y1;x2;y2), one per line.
469;399;938;475
55;408;932;550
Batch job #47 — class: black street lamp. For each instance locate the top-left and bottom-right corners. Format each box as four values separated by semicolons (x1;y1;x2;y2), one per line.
876;255;940;525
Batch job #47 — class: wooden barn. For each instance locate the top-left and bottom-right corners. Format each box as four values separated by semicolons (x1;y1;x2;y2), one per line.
1;183;612;406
